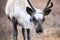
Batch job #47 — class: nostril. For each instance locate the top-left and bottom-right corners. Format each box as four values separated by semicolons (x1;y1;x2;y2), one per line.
36;30;39;33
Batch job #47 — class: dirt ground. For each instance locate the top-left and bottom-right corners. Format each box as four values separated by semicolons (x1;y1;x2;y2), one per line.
0;0;60;40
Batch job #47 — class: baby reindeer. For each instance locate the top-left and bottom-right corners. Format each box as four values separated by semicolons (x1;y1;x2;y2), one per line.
5;0;53;40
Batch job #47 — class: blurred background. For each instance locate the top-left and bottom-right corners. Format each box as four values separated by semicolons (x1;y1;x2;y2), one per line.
0;0;60;40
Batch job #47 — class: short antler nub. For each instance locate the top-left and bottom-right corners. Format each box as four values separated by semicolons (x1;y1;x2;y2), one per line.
44;0;53;9
48;2;53;8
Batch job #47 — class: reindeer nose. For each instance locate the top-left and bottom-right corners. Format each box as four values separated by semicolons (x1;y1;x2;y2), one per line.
36;25;43;34
36;28;43;34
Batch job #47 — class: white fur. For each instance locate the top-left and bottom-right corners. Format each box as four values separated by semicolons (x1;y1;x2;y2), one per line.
34;13;43;20
5;0;34;29
34;9;44;20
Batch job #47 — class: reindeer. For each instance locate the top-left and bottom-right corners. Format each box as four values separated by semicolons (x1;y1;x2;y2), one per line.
5;0;53;40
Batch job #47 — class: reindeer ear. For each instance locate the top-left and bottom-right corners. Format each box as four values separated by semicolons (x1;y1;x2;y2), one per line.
44;8;51;16
26;7;33;16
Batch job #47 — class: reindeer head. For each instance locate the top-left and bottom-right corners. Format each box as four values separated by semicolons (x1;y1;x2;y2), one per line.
26;0;53;34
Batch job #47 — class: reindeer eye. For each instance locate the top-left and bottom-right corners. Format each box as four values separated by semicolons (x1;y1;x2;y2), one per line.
32;17;38;22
